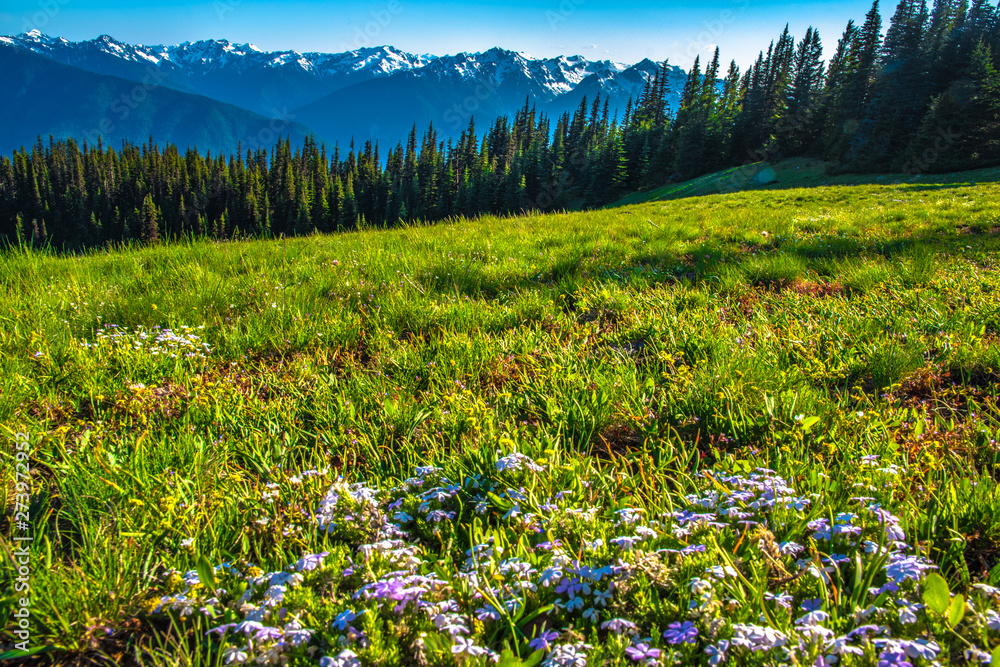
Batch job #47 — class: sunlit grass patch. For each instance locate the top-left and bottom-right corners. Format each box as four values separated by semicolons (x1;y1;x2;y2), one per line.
3;176;1000;664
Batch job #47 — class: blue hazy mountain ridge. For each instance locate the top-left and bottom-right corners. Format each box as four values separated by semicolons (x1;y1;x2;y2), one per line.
0;44;314;156
293;53;688;150
0;32;692;155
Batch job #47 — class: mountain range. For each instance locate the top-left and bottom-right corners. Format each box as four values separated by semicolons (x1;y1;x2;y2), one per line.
0;31;690;155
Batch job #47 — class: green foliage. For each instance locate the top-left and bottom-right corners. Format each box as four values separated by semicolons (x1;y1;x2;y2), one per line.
923;572;951;614
1;178;1000;663
3;0;1000;252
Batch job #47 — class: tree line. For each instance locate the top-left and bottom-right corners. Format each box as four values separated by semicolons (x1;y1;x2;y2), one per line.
1;0;998;250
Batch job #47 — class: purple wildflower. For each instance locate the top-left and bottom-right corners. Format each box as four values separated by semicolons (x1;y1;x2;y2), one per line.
625;643;662;662
294;552;329;572
877;651;913;667
663;621;699;645
529;630;560;652
602;618;639;635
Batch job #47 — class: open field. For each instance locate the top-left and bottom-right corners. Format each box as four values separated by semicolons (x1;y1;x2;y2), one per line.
4;168;1000;665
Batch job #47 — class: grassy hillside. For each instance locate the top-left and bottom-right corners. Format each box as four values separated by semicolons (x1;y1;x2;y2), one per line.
4;176;1000;665
612;158;1000;205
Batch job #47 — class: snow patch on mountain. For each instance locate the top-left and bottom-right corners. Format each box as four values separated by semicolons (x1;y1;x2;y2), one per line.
1;32;690;113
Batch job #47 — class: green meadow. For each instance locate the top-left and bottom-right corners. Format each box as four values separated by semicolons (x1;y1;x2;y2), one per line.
4;166;1000;665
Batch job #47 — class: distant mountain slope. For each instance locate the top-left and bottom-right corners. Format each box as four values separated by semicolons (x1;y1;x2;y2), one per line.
1;31;438;116
295;52;688;149
1;32;696;150
0;44;313;155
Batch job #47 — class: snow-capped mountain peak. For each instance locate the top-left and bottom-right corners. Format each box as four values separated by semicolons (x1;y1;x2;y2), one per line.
0;32;689;125
0;32;665;100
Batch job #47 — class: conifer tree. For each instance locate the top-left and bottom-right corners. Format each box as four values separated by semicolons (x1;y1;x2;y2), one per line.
141;194;159;243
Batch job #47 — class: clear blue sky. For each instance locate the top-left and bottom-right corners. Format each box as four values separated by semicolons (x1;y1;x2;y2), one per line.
1;0;887;69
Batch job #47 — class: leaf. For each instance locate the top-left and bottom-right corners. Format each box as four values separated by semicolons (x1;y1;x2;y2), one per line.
521;650;545;667
196;554;217;594
517;604;554;629
496;649;520;667
947;594;966;627
992;645;1000;667
802;416;820;431
0;646;52;660
852;552;863;594
486;492;512;511
922;572;950;615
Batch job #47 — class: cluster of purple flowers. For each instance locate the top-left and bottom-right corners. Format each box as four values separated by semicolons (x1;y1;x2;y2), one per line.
146;454;1000;666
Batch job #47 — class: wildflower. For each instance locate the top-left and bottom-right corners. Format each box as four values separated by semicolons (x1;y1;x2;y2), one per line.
601;618;639;635
251;625;284;641
690;577;713;595
778;541;805;556
764;592;793;610
896;599;923;625
582;607;600;623
543;643;591;667
705;565;738;580
611;535;638;550
901;639;940;660
885;554;935;583
877;650;913;667
663;621;698;645
795;610;830;626
452;636;488;656
846;625;882;640
223;647;249;664
530;630;560;652
475;605;501;621
965;648;992;664
496;452;543;472
808;518;832;541
615;508;644;525
825;636;864;657
504;504;523;520
539;567;564;587
624;643;662;663
294;552;329;572
800;599;823;612
973;583;1000;598
435;616;469;636
730;624;787;652
320;650;361;667
704;640;729;666
634;525;658;539
426;510;456;522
